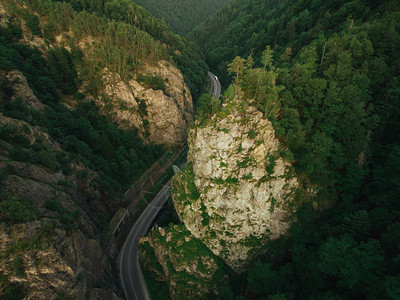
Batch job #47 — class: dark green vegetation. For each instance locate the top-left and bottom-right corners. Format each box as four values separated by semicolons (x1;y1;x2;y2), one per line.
132;0;230;36
4;0;207;100
193;0;400;298
1;0;399;298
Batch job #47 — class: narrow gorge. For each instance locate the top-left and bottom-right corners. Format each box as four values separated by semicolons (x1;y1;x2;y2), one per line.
1;0;400;299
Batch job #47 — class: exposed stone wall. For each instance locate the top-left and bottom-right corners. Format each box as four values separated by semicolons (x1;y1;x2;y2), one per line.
172;97;299;272
103;61;193;145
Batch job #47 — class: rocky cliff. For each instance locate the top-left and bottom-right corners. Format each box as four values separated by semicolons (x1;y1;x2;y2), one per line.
172;96;299;271
103;61;193;145
0;111;113;299
140;91;302;297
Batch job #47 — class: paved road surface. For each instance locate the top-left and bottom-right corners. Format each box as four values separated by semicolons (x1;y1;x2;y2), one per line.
208;71;221;99
119;184;171;300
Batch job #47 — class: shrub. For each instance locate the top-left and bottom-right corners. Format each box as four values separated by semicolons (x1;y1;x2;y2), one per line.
4;282;25;300
137;74;166;92
9;147;30;162
248;129;256;139
0;195;37;222
11;256;25;278
138;99;148;117
11;134;30;148
45;198;59;211
0;169;9;183
22;12;41;36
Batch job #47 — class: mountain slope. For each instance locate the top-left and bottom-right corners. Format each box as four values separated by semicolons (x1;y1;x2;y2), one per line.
0;0;210;144
190;0;399;87
133;0;230;35
0;0;208;298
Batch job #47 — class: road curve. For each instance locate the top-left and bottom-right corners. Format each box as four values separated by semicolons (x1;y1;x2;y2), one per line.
208;71;221;99
119;184;171;300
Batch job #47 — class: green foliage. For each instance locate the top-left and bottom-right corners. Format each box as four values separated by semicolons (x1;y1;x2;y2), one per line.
189;1;400;299
136;74;166;92
247;262;288;297
171;162;200;210
45;198;59;211
0;194;37;223
7;137;60;172
196;93;221;119
5;0;207;100
57;206;80;231
236;156;254;169
133;0;229;35
0;168;9;183
228;56;247;84
247;129;256;139
47;47;79;95
138;99;148;117
4;222;54;259
265;155;276;175
11;256;25;278
212;176;239;186
149;224;227;297
3;282;25;300
318;236;384;293
22;11;41;36
0;12;167;199
241;173;253;180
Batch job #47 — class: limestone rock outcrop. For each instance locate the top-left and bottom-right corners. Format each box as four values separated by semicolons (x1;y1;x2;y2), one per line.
172;96;300;272
103;61;193;145
1;70;45;112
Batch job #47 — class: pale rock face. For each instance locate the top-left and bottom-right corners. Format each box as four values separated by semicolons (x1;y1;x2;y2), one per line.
0;222;104;300
103;61;193;145
2;70;45;112
172;98;299;272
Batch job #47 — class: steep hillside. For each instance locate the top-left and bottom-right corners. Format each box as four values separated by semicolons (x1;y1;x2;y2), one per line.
142;0;400;299
0;0;210;145
190;0;399;87
0;75;121;298
133;0;230;36
0;0;208;298
190;0;400;196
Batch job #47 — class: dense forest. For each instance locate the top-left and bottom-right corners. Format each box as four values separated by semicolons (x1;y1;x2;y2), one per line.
191;0;400;298
1;0;400;298
132;0;230;36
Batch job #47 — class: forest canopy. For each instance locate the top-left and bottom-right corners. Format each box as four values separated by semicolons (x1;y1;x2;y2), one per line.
132;0;230;36
190;0;400;298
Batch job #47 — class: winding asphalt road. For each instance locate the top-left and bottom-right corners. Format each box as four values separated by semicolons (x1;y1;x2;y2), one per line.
119;184;171;300
208;71;221;99
119;73;220;299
